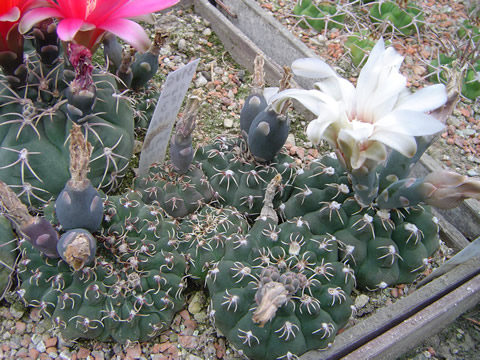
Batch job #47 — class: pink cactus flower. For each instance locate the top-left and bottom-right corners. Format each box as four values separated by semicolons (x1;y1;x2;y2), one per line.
19;0;179;52
0;0;35;53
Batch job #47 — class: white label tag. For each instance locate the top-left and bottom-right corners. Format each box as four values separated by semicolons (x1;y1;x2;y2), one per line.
138;59;200;175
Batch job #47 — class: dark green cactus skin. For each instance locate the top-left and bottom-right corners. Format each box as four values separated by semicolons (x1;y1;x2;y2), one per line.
247;109;290;163
207;216;354;360
280;155;440;290
134;162;215;218
132;83;160;129
176;205;250;281
240;94;267;141
193;136;298;216
0;215;17;300
130;51;159;91
55;181;104;232
0;54;134;208
18;191;186;343
293;0;345;31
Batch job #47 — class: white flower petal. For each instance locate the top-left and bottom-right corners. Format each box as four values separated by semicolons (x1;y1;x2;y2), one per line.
263;87;279;103
292;57;337;79
364;141;388;162
369;71;407;122
369;130;418;158
269;88;336;115
375;110;445;136
395;84;447;112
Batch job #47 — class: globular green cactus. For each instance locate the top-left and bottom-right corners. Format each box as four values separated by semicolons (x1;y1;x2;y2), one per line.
207;215;354;360
369;1;424;36
428;54;480;101
344;32;377;67
177;205;250;281
18;190;186;343
193;136;298;216
134;161;215;218
0;30;134;209
279;154;440;290
0;215;17;300
293;0;345;31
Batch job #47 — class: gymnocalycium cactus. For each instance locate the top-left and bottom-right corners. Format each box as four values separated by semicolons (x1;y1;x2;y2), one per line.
207;178;354;360
293;0;345;31
18;190;187;343
369;1;424;36
0;0;182;208
0;28;134;208
267;37;480;286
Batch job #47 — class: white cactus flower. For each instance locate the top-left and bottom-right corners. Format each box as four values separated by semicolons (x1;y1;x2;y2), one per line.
270;38;447;170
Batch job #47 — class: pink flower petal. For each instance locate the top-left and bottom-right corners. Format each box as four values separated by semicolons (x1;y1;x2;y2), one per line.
18;7;63;34
0;7;20;22
57;18;85;41
112;0;180;19
99;17;150;52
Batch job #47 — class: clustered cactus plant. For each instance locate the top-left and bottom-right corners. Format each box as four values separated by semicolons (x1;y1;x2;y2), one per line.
2;1;480;360
0;23;135;209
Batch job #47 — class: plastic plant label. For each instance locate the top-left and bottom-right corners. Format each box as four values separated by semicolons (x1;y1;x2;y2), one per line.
138;58;200;175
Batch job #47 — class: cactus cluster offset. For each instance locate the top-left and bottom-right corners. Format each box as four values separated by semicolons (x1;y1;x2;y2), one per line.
280;154;440;290
176;204;250;281
18;191;186;343
0;54;134;208
134;161;215;219
192;136;298;217
207;216;354;360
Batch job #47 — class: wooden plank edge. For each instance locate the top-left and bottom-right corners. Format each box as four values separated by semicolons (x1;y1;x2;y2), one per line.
194;0;302;90
342;273;480;360
300;258;480;359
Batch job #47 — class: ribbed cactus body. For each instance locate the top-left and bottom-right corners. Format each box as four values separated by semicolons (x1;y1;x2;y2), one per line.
193;136;297;216
207;216;354;360
18;191;186;343
369;1;424;36
0;215;16;300
0;55;134;208
293;0;345;31
134;162;214;218
177;205;250;281
281;155;440;290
